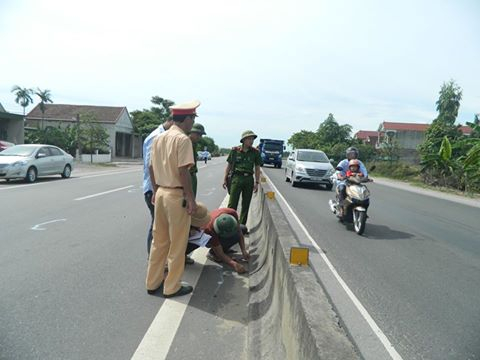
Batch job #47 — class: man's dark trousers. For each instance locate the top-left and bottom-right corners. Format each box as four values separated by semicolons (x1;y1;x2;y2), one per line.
144;191;154;255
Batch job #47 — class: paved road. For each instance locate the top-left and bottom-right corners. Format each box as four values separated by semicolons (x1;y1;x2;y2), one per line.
1;157;247;360
262;165;480;360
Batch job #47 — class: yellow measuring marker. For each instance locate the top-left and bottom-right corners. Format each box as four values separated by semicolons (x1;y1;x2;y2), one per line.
266;191;275;200
290;247;309;266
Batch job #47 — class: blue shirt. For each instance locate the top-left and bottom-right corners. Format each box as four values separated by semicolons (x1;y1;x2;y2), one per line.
336;158;368;178
143;125;166;193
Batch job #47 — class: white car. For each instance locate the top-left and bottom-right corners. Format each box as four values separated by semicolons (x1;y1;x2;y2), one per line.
0;144;74;183
285;149;335;190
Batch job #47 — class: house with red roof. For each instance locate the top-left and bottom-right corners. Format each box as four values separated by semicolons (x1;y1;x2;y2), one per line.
355;121;473;163
26;104;141;159
354;130;380;147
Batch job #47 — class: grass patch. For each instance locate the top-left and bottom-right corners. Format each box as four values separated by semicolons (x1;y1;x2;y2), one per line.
368;161;480;199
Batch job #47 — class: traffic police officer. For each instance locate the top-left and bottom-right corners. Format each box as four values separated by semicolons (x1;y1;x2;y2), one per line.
189;123;206;197
146;100;200;298
223;130;261;225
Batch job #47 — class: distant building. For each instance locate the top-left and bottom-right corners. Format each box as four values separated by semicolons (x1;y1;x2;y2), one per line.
0;103;24;144
354;130;380;147
355;121;473;163
379;122;473;163
26;104;141;159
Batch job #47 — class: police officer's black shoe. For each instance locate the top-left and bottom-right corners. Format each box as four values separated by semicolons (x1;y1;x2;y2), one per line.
163;285;193;298
147;282;164;295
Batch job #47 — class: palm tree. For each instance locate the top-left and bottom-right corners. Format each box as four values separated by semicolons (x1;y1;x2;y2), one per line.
11;85;34;118
35;88;53;130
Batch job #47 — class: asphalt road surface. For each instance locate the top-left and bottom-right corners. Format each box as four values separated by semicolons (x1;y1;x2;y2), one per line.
262;164;480;360
1;157;247;360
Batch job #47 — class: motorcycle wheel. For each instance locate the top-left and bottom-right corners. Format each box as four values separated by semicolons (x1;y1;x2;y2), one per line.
353;210;366;235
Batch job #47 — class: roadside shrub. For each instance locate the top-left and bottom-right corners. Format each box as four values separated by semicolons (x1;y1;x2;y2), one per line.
369;161;421;180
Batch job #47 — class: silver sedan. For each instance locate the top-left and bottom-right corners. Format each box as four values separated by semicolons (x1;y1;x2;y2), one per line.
0;144;74;183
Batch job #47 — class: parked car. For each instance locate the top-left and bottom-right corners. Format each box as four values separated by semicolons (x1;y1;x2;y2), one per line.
0;140;14;152
285;149;335;190
0;144;74;183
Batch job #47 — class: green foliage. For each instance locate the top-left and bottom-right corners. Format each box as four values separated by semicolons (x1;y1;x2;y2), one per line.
131;96;174;139
196;136;219;155
35;88;53;129
11;85;33;116
419;80;462;162
370;161;420;180
24;125;78;156
288;114;375;164
317;113;352;147
78;113;110;155
287;130;319;149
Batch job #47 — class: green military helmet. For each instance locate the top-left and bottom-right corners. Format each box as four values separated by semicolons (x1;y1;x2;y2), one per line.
240;130;257;143
190;123;206;135
213;214;238;238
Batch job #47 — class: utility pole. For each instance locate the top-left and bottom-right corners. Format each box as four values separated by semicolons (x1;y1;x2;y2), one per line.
75;114;81;160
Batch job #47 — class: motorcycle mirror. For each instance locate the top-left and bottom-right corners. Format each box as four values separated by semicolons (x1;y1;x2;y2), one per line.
335;166;343;171
369;165;376;172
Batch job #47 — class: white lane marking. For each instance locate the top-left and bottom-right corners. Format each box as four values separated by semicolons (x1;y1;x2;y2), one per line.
0;169;139;192
74;185;134;201
262;172;403;360
74;169;139;179
31;218;67;231
131;195;229;360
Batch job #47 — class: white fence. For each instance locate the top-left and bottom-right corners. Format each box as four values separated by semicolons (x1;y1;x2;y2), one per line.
80;152;111;163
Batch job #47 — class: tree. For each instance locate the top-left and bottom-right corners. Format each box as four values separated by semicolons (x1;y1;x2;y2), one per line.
78;113;110;162
35;88;53;130
419;80;463;180
131;96;175;140
287;130;318;149
197;136;219;154
316;113;352;148
11;85;33;117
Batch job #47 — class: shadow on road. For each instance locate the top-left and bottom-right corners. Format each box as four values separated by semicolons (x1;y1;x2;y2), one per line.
364;223;416;240
0;177;66;186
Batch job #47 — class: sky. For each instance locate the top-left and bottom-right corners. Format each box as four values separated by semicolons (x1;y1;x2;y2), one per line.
1;0;479;148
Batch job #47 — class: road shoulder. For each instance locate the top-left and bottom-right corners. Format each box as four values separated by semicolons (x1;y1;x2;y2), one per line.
373;177;480;208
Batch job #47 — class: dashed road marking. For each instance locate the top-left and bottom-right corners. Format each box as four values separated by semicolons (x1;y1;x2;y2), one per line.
74;185;134;201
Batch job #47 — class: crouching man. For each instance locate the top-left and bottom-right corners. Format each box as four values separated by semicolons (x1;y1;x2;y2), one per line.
188;205;250;274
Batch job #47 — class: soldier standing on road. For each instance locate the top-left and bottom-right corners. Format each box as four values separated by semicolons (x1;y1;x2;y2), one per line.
223;130;262;225
188;123;206;198
142;118;174;256
146;100;199;298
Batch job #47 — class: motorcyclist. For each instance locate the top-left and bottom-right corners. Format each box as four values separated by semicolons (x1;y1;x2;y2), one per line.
335;147;368;217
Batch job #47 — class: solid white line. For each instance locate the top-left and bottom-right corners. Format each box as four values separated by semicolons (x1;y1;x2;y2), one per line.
131;247;209;360
31;218;67;231
263;173;403;360
131;195;230;360
74;185;134;201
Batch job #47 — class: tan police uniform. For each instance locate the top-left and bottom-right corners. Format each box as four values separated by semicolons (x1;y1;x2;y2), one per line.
146;124;194;295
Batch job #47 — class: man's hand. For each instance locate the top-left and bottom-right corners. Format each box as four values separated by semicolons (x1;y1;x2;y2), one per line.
186;198;197;215
150;189;157;205
232;261;246;274
222;180;228;190
242;250;250;261
253;183;259;193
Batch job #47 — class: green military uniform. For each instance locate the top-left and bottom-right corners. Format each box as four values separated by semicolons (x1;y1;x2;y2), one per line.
190;143;198;196
189;123;206;197
227;131;262;225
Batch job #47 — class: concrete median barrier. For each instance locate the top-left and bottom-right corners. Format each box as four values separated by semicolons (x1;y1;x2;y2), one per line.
247;185;359;359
